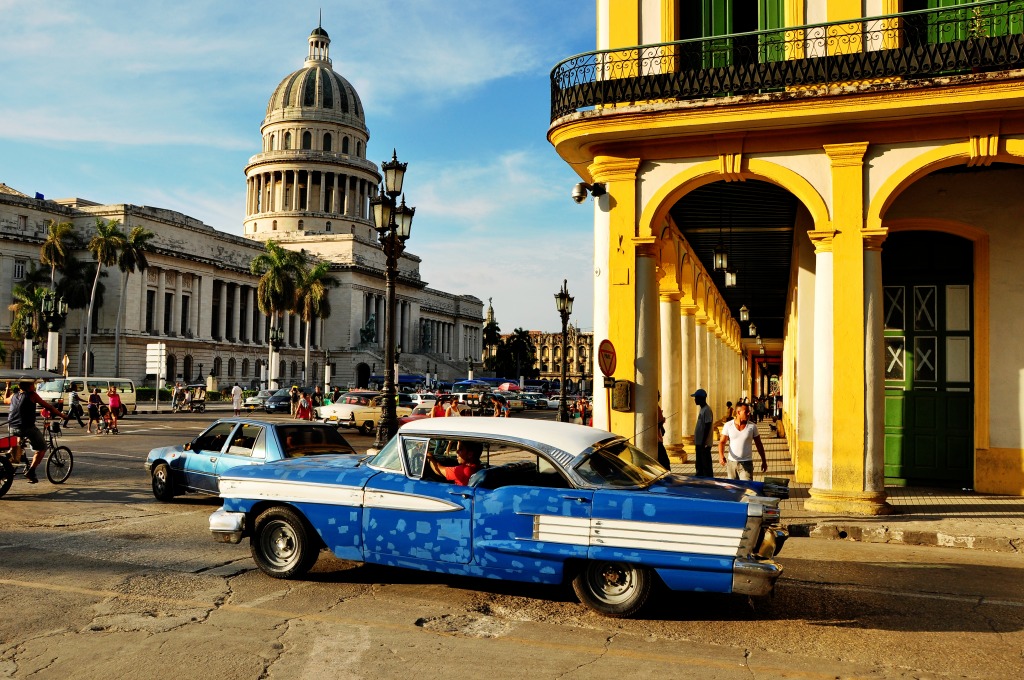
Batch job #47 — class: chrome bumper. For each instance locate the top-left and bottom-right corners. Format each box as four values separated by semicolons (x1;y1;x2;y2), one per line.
209;508;245;544
732;557;784;596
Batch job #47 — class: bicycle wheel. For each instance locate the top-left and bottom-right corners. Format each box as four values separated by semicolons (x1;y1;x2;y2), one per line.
46;446;74;484
0;457;13;498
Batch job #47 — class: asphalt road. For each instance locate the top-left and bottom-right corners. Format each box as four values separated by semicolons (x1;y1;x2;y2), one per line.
1;411;1022;679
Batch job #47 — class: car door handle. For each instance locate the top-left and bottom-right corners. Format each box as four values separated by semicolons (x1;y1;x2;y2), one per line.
560;495;591;503
448;490;472;499
210;457;217;463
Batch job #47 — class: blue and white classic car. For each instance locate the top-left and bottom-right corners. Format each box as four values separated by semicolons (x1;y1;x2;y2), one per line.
210;419;788;617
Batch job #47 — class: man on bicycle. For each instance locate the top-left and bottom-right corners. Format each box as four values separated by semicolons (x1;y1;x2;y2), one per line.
6;382;67;483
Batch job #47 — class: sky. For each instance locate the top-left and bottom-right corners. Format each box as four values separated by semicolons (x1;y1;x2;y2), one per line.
0;0;597;334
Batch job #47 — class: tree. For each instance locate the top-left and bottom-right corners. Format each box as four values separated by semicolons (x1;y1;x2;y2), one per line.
482;320;502;360
113;225;155;377
250;240;303;388
9;284;46;342
58;256;105;374
40;219;76;289
294;258;339;386
485;329;539;381
84;218;126;376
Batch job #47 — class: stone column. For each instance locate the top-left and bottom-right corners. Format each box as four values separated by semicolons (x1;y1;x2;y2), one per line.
217;281;228;341
695;317;706;394
864;233;887;495
232;283;242;341
156;269;166;335
635;242;659;460
680;307;697;447
171;273;182;336
659;293;683;460
809;231;835;500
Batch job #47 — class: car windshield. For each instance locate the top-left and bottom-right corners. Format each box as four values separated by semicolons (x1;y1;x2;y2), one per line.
277;426;355;457
37;379;65;392
574;438;667;488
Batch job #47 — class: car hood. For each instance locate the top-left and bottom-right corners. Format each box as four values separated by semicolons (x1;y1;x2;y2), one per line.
643;474;758;502
146;444;186;462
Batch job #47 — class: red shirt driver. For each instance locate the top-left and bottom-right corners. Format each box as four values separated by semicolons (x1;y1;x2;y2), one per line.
424;441;482;486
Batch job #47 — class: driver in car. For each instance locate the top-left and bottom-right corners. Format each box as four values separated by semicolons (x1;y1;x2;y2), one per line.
424;441;482;486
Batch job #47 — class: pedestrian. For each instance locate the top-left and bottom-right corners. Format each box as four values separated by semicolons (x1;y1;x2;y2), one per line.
691;388;714;477
332;386;341;404
312;386;324;409
87;388;103;434
107;387;122;433
171;382;182;411
577;397;590;427
289;386;300;417
295;391;313;420
62;389;86;428
445;396;462;417
231;382;243;416
718;402;767;481
431;396;447;418
725;401;734;422
656;393;670;469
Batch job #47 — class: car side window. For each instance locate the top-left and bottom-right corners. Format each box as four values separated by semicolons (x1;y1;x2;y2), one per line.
227;424;262;457
192;422;236;455
369;436;403;472
403;437;429;478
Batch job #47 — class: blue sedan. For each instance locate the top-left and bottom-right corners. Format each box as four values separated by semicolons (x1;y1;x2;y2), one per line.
209;419;788;618
145;418;356;501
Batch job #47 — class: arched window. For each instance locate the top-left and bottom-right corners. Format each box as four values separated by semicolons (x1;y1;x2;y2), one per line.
252;223;257;232
268;134;275;151
279;360;285;379
228;358;236;377
10;350;23;369
356;140;362;157
212;357;222;376
183;355;193;382
272;220;278;230
290;361;298;378
284;132;292;149
298;220;304;229
312;362;319;383
242;358;249;377
323;133;332;151
166;355;176;384
302;131;312;149
325;221;332;231
342;136;350;154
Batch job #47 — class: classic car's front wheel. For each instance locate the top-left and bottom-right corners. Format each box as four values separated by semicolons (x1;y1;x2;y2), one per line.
572;561;653;618
359;421;375;435
151;462;175;501
251;506;320;579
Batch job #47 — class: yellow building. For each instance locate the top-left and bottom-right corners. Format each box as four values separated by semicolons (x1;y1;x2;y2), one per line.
548;1;1024;510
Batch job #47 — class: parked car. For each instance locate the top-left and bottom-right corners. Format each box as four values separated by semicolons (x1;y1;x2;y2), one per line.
315;392;413;434
145;419;357;501
409;393;437;410
264;387;317;414
243;389;274;412
209;419;789;618
398;405;433;426
521;392;551;409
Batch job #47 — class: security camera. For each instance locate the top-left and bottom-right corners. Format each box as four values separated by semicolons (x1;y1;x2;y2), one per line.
571;182;588;204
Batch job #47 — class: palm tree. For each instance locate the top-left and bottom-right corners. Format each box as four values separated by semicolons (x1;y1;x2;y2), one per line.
113;225;155;377
57;255;104;374
509;327;537;380
294;259;339;385
39;219;76;289
250;240;302;388
9;284;46;341
482;320;502;358
84;218;126;376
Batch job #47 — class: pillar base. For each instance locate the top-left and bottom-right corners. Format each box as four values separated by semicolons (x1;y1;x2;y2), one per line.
679;435;695;446
805;487;893;515
666;444;687;463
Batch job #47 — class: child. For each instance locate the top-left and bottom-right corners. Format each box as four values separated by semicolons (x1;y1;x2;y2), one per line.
98;405;115;434
87;389;103;434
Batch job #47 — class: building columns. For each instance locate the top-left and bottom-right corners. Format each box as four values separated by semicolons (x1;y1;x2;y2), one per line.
679;307;697;448
659;293;684;459
635;243;659;459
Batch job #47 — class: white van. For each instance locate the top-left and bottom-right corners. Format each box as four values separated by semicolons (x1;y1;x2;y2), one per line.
37;377;138;417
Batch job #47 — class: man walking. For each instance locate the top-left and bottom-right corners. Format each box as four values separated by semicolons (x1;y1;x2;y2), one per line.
231;382;243;417
691;388;714;477
718;402;768;481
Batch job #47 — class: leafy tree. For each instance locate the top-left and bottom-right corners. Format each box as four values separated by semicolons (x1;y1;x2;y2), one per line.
250;240;303;387
58;255;106;374
114;226;155;376
39;219;76;288
84;218;126;375
9;284;46;342
484;328;539;381
294;258;339;385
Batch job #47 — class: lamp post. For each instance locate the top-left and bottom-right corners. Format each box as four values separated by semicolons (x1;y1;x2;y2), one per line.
370;150;415;449
554;279;574;422
466;355;474;381
269;326;284;389
41;290;69;371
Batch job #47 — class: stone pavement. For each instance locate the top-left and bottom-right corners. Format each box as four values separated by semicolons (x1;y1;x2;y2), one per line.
670;420;1024;555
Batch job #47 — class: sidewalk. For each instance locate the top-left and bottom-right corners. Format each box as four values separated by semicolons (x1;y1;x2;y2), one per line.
670;421;1024;554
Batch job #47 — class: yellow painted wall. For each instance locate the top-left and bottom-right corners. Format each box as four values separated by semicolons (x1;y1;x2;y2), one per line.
977;449;1024;496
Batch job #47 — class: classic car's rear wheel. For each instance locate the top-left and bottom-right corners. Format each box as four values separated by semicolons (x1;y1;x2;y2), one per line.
251;506;320;579
359;421;375;435
572;561;653;618
151;462;175;501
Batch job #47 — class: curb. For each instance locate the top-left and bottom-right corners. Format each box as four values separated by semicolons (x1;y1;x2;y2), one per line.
784;520;1024;554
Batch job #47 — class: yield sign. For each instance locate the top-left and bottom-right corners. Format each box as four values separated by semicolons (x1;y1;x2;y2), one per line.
597;339;617;377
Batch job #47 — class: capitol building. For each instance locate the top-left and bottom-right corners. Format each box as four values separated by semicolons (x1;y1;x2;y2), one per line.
0;26;484;389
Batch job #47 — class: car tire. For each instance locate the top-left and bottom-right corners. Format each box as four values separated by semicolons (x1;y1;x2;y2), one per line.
117;405;127;419
250;506;320;579
359;421;374;435
572;561;653;618
45;446;74;484
151;462;175;501
0;456;13;499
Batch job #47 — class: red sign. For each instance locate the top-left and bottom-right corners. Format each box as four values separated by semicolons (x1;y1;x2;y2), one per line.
597;339;617;377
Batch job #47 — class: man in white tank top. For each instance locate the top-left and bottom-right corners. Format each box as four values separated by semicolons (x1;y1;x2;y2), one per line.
718;402;767;481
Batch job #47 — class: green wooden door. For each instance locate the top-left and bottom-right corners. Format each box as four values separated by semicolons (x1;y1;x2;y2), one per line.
882;235;973;487
688;0;786;67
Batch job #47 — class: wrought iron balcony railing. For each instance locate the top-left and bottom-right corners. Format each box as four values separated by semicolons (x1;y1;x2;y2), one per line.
550;0;1024;122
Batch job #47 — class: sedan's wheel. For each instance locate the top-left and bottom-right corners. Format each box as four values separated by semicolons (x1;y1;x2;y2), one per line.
572;561;652;618
0;457;13;499
359;421;375;435
250;506;320;579
151;462;175;501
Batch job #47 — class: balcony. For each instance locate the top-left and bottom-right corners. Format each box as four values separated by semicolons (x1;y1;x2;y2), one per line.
550;1;1024;122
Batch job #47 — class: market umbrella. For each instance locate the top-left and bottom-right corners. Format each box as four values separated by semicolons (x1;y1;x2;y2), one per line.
0;369;63;381
497;382;521;392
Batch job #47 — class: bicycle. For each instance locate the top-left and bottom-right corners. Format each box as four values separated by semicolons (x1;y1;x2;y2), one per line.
0;421;74;498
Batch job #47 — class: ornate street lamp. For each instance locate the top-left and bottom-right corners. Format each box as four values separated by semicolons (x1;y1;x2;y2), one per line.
466;355;474;381
269;325;284;389
370;150;415;449
554;279;574;422
739;305;749;322
748;322;757;337
40;290;69;372
724;267;737;288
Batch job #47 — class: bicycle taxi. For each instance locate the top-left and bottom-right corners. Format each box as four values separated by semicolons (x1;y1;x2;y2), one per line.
0;369;75;498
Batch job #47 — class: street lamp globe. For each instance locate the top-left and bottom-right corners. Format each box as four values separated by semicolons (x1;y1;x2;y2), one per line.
381;149;408;197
